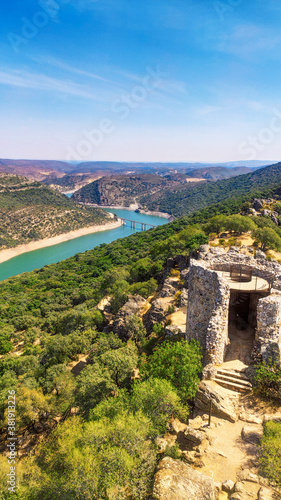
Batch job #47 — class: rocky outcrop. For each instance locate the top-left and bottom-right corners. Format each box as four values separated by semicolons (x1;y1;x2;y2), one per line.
159;277;179;298
144;298;169;331
153;457;219;500
113;295;148;340
241;425;263;445
194;380;239;422
181;427;206;449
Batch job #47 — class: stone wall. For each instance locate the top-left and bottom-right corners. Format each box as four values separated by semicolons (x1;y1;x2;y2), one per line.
186;261;230;365
198;245;281;290
185;246;281;366
256;295;281;363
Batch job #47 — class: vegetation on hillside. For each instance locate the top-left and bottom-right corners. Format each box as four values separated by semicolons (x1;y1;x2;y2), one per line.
72;173;195;207
1;176;281;497
0;174;110;249
140;162;281;216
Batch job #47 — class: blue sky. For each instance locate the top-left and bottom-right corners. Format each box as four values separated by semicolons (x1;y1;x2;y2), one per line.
1;0;281;162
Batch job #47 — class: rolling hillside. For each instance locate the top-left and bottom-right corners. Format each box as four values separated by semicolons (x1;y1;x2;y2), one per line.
0;174;110;249
72;173;201;207
140;162;281;217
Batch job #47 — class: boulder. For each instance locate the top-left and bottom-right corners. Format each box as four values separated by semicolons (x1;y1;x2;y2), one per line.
180;269;189;288
113;295;148;340
164;324;185;337
194;381;239;423
237;469;259;483
258;487;275;500
144;298;169;331
153;457;219;500
179;288;188;307
234;482;245;493
155;436;169;453
167;418;188;435
261;209;272;218
230;494;243;500
270;212;279;226
253;199;264;211
222;480;235;493
241;425;263;445
182;427;206;448
159;277;179;298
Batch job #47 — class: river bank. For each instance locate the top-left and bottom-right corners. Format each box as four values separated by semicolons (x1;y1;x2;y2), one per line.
0;219;122;265
79;202;173;220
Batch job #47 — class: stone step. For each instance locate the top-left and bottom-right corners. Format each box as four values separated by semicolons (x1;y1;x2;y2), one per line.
216;369;250;382
215;373;252;388
213;377;252;393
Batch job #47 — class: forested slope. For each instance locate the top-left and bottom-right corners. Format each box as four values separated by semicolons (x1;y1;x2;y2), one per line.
141;162;281;216
0;174;110;249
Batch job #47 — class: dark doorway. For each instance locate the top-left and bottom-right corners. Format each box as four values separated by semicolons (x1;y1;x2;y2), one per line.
225;291;255;364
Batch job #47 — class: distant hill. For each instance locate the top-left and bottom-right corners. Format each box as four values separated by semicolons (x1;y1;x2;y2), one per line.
72;173;200;207
72;167;262;209
187;166;252;180
0;174;110;249
140;162;281;217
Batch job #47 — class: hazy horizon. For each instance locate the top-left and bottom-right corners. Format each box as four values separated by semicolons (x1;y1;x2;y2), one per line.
1;1;281;163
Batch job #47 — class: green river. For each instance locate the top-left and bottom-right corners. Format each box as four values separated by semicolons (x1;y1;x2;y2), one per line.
0;209;168;282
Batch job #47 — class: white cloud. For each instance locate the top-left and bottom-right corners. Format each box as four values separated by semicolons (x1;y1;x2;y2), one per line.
0;68;107;100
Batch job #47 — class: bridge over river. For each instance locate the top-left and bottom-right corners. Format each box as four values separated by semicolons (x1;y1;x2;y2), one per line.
119;217;158;230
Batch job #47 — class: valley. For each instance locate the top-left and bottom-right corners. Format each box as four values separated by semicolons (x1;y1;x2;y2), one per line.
0;174;113;250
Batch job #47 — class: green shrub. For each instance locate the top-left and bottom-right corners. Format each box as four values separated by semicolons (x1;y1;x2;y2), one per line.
254;361;281;401
259;420;281;486
141;339;202;404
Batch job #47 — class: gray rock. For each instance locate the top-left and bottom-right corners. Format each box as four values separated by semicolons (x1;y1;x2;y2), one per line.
155;436;169;453
234;482;245;493
222;479;235;493
195;381;239;423
258;487;275;499
179;288;188;307
180;269;189;288
159;277;179;298
144;298;169;331
270;212;279;225
153;457;219;500
182;427;206;448
261;209;272;218
253;199;264;211
230;494;243;500
241;425;263;445
164;324;185;337
113;295;148;340
237;469;259;483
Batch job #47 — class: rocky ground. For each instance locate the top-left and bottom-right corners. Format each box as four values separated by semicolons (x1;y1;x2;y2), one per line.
153;378;281;500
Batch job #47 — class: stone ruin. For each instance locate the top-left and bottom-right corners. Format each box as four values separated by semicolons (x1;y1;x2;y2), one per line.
185;245;281;367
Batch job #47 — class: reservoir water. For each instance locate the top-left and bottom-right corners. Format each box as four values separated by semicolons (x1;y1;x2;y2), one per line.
0;209;168;282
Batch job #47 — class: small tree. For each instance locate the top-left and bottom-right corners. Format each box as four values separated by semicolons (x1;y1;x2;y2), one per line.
131;378;188;432
253;227;281;252
204;215;228;235
225;215;256;235
140;339;202;404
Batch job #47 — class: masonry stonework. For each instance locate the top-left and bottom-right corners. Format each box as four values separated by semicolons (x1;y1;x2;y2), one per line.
186;262;230;365
185;246;281;367
256;295;281;363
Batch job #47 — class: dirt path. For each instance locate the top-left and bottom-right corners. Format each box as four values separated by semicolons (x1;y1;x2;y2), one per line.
199;417;259;483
